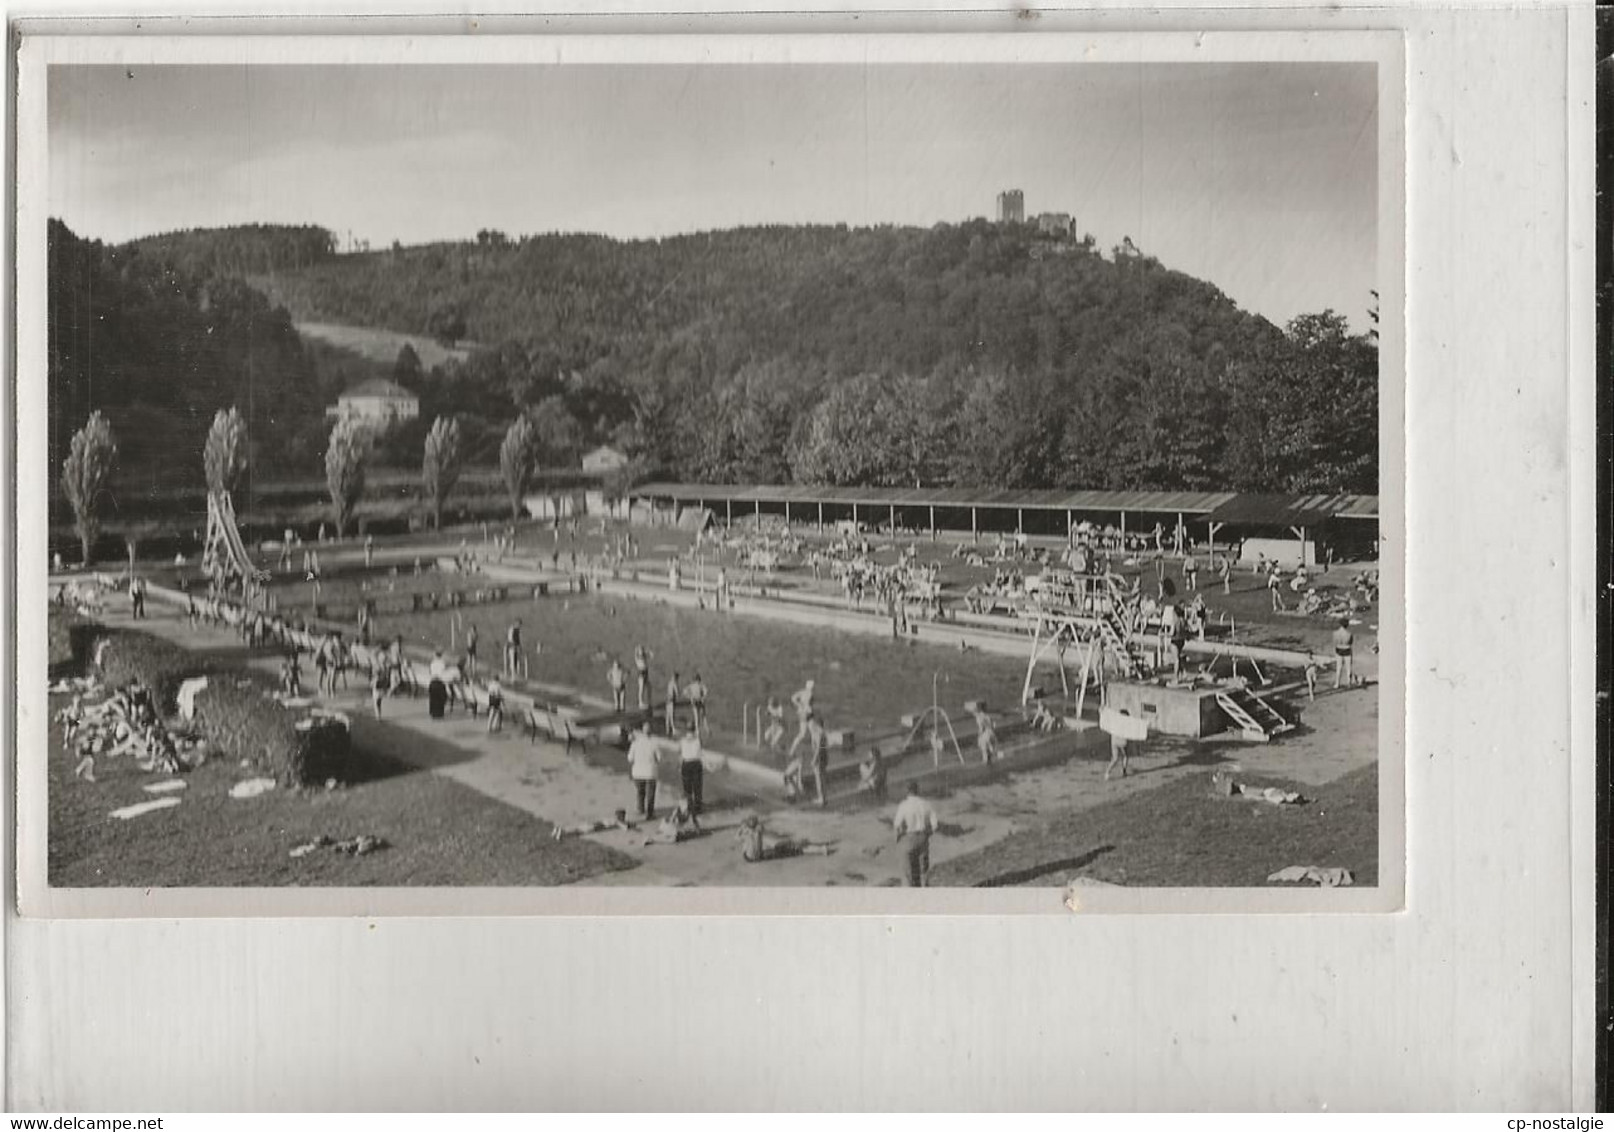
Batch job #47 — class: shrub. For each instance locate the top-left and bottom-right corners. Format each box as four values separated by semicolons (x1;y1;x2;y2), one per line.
192;676;355;787
74;623;357;787
89;628;207;711
48;609;92;671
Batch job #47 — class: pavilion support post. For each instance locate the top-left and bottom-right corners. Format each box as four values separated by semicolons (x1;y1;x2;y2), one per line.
1176;512;1185;552
890;503;896;533
1120;511;1127;544
852;503;858;530
1208;521;1223;558
971;507;978;542
1018;507;1024;534
817;501;823;531
929;505;936;539
1067;509;1074;540
725;499;732;525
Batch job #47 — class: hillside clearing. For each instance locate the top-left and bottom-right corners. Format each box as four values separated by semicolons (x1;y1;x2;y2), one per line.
296;320;475;370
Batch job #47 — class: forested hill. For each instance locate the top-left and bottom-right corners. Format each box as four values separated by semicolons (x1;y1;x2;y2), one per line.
48;219;331;489
124;223;339;278
249;221;1378;494
56;219;1376;497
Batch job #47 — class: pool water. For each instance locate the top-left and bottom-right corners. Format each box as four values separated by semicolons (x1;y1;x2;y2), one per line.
376;591;1046;746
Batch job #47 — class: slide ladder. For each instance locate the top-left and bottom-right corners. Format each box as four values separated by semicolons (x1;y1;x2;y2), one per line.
1214;686;1294;742
203;492;269;591
1097;610;1142;679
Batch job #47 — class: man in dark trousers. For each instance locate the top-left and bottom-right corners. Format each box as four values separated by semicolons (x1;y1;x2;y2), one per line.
892;783;940;887
678;721;705;818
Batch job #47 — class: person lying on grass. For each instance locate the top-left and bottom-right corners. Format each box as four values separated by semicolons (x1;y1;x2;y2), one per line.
735;815;835;863
551;809;637;840
644;799;702;846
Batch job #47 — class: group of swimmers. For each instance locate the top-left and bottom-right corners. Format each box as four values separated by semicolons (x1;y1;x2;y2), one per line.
57;677;184;783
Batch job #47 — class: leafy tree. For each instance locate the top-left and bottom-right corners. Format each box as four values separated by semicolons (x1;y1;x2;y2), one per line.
1281;311;1378;493
954;368;1065;488
529;396;582;467
421;416;463;529
789;373;951;487
324;417;370;538
394;343;423;385
499;415;537;520
426;301;468;349
203;406;249;498
60;411;118;565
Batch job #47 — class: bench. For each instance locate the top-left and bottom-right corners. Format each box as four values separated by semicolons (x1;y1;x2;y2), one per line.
525;706;592;754
450;681;483;718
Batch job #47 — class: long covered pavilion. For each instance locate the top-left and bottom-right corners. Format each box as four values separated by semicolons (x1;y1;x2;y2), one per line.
629;482;1380;557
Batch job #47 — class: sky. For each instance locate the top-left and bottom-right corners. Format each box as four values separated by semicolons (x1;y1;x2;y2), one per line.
48;61;1378;331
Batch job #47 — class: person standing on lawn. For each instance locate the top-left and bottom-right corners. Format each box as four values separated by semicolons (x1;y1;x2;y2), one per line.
664;671;681;734
807;713;832;806
892;783;941;887
859;747;889;801
485;677;505;733
427;648;450;719
684;672;709;735
634;645;652;709
972;707;999;764
465;622;479;680
1182;552;1199;592
1106;710;1135;781
764;695;786;752
787;679;817;760
1332;619;1356;689
505;618;523;678
607;657;628;713
627;724;662;820
678;721;705;817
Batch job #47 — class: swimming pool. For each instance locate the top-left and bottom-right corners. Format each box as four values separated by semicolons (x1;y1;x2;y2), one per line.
374;590;1045;747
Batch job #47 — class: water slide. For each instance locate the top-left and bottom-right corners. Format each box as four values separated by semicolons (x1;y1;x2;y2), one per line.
208;492;268;583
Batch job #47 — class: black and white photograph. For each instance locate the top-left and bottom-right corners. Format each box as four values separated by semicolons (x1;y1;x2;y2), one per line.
22;36;1399;905
8;12;1603;1114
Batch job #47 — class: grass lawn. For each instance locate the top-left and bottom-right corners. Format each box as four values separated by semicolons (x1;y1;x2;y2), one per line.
46;696;637;888
931;762;1378;888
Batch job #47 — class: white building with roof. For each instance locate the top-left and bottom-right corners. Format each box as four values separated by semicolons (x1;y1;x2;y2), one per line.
581;445;629;474
325;378;420;424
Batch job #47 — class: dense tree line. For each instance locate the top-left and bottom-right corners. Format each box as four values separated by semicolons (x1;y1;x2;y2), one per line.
47;220;328;492
254;220;1378;493
124;223;338;279
51;218;1377;500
